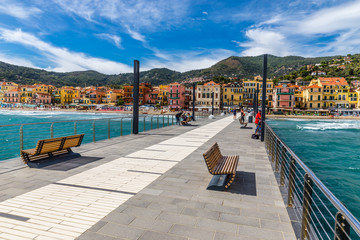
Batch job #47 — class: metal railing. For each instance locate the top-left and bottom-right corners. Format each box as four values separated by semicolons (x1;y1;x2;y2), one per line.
0;113;209;161
265;123;360;240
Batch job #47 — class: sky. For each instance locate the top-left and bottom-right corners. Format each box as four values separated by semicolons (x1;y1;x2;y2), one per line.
0;0;360;75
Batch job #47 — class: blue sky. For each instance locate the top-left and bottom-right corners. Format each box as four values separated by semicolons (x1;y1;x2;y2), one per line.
0;0;359;74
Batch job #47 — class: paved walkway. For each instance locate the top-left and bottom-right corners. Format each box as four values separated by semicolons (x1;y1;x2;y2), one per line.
0;116;296;240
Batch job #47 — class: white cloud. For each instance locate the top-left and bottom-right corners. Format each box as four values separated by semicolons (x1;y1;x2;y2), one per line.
0;28;132;74
0;0;41;19
95;33;123;49
0;53;38;68
240;29;290;56
124;26;146;42
51;0;190;31
241;0;360;57
202;11;208;15
295;1;360;34
143;49;234;72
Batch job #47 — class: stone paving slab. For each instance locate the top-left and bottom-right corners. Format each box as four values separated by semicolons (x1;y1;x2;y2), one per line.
0;115;296;240
76;117;296;240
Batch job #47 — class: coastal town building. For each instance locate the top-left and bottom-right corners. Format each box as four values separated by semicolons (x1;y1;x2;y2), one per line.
168;82;187;109
222;82;243;109
273;84;296;110
195;81;221;110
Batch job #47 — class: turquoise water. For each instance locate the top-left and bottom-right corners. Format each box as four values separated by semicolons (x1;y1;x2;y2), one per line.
268;119;360;221
0;110;175;161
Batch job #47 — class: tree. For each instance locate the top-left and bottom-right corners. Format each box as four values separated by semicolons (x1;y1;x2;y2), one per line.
116;98;124;106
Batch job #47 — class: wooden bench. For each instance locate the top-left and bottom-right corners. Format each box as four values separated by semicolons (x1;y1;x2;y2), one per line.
203;142;239;190
20;134;84;167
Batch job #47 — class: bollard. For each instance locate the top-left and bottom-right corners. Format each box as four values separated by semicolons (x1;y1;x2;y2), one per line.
301;173;313;240
334;212;350;240
20;125;24;151
50;123;54;138
74;121;77;135
108;119;111;139
288;156;296;207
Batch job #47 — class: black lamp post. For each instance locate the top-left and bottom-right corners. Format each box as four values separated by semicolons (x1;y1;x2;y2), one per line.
133;60;139;134
211;92;214;115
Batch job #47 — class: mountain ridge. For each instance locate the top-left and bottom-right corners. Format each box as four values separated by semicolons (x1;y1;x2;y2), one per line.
0;55;338;87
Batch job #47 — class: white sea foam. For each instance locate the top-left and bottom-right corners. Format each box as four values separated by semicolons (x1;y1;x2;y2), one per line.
297;121;360;130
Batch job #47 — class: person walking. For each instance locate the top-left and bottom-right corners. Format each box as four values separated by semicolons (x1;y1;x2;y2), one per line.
232;109;237;120
240;108;245;123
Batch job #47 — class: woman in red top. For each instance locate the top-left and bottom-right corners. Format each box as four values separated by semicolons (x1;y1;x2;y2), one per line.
255;110;261;135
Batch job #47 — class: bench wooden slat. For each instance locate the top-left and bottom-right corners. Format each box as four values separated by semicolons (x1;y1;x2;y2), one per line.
203;142;239;190
20;134;84;165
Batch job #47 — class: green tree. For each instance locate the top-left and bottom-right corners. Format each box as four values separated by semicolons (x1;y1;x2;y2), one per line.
116;98;124;106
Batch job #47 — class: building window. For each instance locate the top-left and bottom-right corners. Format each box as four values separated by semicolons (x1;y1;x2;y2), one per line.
310;103;312;108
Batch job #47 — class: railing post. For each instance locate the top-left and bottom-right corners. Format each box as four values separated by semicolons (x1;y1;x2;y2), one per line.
172;115;174;125
74;121;77;135
270;133;275;163
120;118;123;136
92;120;96;142
131;118;133;133
288;156;296;207
151;117;153;130
301;173;313;240
275;139;280;172
162;115;165;127
20;125;23;151
50;123;54;138
167;115;169;126
280;146;286;186
108;119;110;139
157;116;159;128
334;212;350;240
143;117;146;132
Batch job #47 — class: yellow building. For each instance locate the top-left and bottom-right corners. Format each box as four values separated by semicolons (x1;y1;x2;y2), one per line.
60;87;79;105
158;85;169;106
34;84;52;94
20;85;36;103
0;82;18;103
243;76;273;107
106;89;124;105
318;77;350;108
294;87;305;108
222;82;243;108
303;85;323;109
348;90;358;109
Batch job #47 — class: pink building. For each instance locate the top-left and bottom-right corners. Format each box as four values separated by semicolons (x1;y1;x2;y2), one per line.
3;90;20;104
273;84;296;110
33;93;52;105
168;82;187;109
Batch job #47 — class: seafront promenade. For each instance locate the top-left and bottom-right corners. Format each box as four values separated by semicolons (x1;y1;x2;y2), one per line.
0;115;296;240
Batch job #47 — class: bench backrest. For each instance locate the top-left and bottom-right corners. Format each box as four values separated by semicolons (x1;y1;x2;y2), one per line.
35;134;84;155
62;134;84;149
203;142;223;174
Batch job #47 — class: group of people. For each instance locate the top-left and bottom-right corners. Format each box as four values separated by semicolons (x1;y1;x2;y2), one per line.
233;108;262;138
175;111;193;126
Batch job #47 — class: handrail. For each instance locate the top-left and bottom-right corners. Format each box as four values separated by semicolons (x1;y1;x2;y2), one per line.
265;122;360;236
0;114;158;127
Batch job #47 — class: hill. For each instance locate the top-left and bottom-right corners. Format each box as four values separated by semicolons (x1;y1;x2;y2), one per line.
0;55;339;87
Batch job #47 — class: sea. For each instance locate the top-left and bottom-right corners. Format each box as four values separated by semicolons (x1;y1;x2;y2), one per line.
0;110;174;161
268;119;360;221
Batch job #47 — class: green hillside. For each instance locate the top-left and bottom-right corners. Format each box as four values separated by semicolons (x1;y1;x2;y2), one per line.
0;54;342;87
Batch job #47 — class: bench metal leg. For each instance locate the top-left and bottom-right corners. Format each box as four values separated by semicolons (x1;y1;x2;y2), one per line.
225;172;236;189
207;174;228;191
